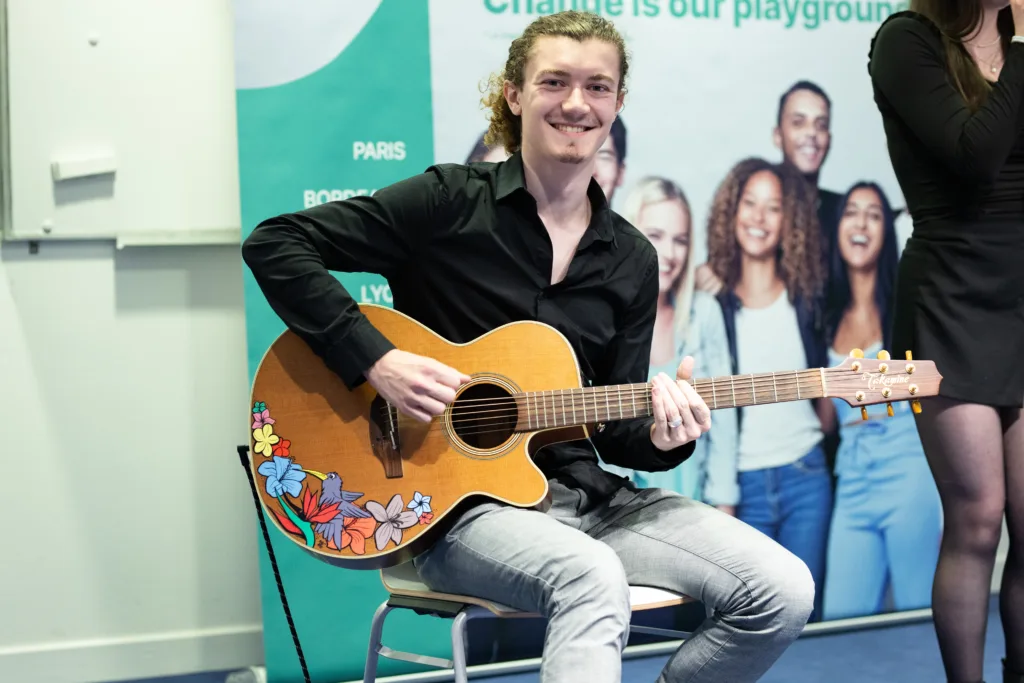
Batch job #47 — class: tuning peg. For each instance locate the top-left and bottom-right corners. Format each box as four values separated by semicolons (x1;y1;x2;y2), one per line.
850;348;864;359
904;350;916;374
886;402;894;417
861;406;869;420
911;400;922;414
877;349;890;360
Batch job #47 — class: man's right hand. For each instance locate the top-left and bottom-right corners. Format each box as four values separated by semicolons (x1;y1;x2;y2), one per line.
365;349;472;423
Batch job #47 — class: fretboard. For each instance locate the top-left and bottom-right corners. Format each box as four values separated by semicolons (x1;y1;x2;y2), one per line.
515;369;825;431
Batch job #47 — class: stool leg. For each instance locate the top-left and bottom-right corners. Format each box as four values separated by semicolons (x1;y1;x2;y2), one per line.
450;609;471;683
363;602;393;683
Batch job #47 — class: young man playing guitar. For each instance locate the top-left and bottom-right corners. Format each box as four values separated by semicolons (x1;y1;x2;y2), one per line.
243;11;814;682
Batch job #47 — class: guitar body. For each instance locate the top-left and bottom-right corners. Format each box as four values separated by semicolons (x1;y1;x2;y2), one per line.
249;304;593;570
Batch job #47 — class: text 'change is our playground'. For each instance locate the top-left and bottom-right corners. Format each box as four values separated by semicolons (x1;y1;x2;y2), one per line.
481;0;909;29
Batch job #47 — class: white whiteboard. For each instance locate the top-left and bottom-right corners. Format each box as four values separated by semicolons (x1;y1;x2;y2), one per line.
0;0;241;246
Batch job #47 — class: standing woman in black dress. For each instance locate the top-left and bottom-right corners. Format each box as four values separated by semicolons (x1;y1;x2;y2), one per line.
869;1;1024;682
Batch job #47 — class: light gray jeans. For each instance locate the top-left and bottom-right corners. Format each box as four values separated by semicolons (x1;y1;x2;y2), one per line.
413;479;815;683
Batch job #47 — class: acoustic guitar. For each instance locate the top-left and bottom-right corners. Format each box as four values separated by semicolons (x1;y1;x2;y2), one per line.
248;304;942;570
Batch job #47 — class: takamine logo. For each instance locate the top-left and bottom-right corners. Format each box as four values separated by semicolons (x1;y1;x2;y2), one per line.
862;373;909;390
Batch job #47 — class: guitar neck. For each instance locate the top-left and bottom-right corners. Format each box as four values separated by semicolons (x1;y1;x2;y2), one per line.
516;368;826;431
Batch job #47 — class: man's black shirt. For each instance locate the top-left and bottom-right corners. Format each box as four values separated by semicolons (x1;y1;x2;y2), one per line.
242;151;695;500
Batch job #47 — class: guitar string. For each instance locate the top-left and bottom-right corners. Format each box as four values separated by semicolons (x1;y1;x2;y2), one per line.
382;384;914;441
377;374;824;413
375;374;826;424
380;389;836;430
377;388;912;436
377;371;831;408
381;386;818;426
382;386;826;435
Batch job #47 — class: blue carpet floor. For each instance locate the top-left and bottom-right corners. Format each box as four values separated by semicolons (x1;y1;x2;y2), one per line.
109;595;1008;683
481;595;1008;683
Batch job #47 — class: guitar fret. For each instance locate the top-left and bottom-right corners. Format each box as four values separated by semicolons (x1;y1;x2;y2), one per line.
605;387;611;422
795;370;801;399
750;373;756;404
631;387;637;418
730;376;737;408
560;390;566;428
711;377;718;409
772;372;778;402
617;387;624;420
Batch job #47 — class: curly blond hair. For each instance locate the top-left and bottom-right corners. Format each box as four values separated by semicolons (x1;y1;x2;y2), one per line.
481;11;629;155
706;158;824;305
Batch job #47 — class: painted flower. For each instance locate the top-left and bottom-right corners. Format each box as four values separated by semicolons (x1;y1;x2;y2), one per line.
253;423;280;456
336;517;376;555
419;512;433;525
253;401;267;414
366;494;419;551
272;439;291;457
300;488;340;524
252;409;275;430
258;455;306;498
407;491;432;517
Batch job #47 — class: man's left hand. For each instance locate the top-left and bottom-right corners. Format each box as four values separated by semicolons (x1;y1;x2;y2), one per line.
649;356;712;451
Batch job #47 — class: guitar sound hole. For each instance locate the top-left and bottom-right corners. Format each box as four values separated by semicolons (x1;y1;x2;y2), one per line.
450;382;518;450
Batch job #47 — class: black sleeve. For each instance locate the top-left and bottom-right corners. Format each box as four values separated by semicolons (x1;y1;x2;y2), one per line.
591;245;696;472
869;14;1024;184
241;167;448;389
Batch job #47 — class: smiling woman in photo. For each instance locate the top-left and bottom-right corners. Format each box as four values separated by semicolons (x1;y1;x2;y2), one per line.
604;176;739;512
706;157;831;621
821;181;942;620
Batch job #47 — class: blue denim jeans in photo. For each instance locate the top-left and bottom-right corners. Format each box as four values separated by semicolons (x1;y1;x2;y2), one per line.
822;406;941;620
737;443;833;622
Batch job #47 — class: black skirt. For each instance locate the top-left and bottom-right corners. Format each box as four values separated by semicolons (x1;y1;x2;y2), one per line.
891;221;1024;408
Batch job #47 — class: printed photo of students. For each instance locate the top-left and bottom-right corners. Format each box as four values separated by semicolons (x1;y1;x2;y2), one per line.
705;157;831;621
605;177;739;511
821;181;942;620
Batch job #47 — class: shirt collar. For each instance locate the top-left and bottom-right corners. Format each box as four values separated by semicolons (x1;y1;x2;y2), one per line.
494;151;616;245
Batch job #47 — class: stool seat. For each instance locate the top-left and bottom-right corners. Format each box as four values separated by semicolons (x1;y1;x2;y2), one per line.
365;561;695;683
380;560;691;617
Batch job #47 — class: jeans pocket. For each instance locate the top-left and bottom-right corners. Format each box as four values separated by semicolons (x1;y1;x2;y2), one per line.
791;444;828;475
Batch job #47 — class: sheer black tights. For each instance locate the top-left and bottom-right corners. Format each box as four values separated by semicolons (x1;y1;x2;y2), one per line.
914;397;1024;683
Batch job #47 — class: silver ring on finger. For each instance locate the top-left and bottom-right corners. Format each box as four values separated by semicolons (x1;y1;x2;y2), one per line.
669;417;683;428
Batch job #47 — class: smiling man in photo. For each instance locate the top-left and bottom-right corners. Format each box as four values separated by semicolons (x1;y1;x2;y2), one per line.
773;80;841;248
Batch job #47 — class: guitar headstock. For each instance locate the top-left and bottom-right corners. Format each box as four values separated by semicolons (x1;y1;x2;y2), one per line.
825;350;942;419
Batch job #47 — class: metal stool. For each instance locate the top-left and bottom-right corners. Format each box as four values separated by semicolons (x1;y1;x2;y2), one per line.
363;561;694;682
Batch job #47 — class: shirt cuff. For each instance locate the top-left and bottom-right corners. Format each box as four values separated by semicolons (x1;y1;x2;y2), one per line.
325;317;396;389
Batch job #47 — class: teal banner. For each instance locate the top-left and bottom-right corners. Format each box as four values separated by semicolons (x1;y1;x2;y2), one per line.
235;2;445;681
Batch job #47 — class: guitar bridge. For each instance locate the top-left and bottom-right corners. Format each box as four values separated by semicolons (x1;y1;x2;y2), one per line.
369;394;403;479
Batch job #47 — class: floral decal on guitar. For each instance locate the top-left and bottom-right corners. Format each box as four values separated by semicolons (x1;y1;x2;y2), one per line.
250;401;433;553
